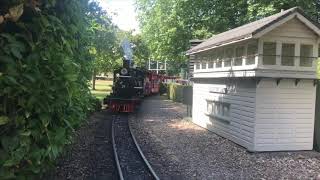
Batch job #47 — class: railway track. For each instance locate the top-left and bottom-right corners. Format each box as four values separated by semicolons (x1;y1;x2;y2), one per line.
112;114;160;180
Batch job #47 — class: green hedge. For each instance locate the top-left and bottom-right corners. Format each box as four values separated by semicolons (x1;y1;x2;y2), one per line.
166;83;192;105
0;1;100;179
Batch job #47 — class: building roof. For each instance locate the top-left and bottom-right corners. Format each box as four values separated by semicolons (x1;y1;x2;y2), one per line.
187;7;320;55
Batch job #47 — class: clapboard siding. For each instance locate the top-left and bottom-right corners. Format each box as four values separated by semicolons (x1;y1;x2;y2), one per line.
264;17;317;39
192;80;256;150
190;9;319;152
254;79;316;151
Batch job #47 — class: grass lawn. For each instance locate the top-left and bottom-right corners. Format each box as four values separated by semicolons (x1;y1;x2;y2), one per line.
90;80;113;100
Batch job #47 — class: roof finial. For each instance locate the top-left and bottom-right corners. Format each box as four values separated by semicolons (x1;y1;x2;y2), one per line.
281;9;284;12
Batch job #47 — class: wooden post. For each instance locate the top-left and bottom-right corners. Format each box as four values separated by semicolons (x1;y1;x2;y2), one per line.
92;70;96;90
276;41;282;66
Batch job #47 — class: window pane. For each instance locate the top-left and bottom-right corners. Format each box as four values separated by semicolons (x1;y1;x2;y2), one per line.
213;103;218;114
224;60;231;67
216;49;223;68
208;61;214;68
300;44;313;67
208;53;214;68
235;46;244;66
217;103;222;115
281;43;295;66
207;103;213;114
263;42;276;65
224;48;233;67
247;43;258;65
201;56;207;69
195;56;200;69
223;105;230;117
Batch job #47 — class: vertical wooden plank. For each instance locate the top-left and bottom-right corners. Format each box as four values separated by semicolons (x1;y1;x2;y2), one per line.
199;54;202;70
243;43;248;66
294;42;300;68
276;41;282;66
257;39;263;67
314;81;320;151
313;43;319;69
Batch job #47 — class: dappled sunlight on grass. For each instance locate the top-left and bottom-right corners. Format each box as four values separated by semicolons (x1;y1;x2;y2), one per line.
90;80;113;100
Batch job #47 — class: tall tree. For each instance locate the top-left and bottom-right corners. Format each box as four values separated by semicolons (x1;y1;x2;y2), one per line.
87;1;118;90
136;0;318;75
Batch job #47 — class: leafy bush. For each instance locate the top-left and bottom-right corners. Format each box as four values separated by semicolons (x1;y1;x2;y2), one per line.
167;83;192;103
159;82;167;95
0;1;101;178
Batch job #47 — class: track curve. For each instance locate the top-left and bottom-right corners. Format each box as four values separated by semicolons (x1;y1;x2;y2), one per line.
112;114;160;180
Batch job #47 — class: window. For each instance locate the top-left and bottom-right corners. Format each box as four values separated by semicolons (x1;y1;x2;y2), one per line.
206;100;230;120
235;46;244;66
197;62;201;69
195;56;200;69
216;49;223;68
224;48;233;67
263;42;277;65
300;44;313;67
247;43;258;65
281;43;295;66
208;53;215;69
201;56;207;69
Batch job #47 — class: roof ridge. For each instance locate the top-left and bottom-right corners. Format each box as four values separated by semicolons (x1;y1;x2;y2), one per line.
188;7;309;54
207;7;299;41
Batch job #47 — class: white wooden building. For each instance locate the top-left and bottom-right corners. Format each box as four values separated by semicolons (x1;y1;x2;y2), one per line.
187;7;320;152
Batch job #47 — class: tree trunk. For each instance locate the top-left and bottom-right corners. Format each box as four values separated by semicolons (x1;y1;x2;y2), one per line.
92;70;96;90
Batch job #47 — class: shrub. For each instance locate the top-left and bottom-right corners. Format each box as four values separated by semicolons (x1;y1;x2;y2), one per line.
0;1;99;179
167;83;192;103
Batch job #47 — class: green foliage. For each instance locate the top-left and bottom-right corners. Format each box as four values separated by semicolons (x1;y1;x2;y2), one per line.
116;30;150;68
0;0;105;178
167;83;189;103
136;0;319;75
159;82;167;95
89;2;119;74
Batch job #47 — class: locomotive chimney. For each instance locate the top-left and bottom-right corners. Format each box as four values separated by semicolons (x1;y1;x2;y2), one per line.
121;38;134;68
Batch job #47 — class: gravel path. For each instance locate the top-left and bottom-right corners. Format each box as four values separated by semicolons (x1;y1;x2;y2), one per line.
130;95;320;180
48;110;118;180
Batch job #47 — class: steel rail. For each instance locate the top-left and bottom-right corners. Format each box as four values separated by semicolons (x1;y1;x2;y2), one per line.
112;115;124;180
128;119;160;180
112;115;159;180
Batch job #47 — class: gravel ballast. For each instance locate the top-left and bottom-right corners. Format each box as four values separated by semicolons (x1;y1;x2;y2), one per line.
130;95;320;179
49;110;118;180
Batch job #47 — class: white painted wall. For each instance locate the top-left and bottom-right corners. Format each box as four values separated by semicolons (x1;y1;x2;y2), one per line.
192;79;256;151
264;18;317;40
254;79;316;151
192;78;317;152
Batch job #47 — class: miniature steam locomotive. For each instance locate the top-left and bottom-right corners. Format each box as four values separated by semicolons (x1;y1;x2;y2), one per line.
103;66;163;112
103;39;176;112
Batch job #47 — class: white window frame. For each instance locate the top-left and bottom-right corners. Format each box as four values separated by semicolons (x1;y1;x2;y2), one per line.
206;100;230;123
